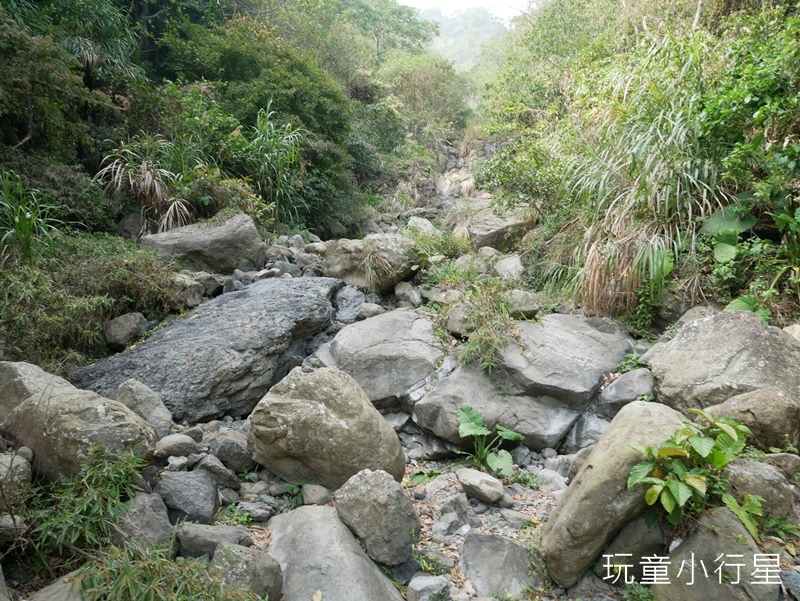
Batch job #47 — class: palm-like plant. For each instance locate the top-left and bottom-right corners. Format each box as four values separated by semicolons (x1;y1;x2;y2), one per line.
0;171;63;264
95;135;178;236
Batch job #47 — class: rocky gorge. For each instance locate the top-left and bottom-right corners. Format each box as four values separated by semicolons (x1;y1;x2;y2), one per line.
2;151;800;601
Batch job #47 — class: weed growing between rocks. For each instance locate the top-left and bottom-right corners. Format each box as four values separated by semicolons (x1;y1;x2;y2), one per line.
627;410;761;534
78;543;264;601
457;405;524;477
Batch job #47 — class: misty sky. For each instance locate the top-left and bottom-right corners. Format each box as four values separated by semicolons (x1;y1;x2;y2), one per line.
399;0;531;23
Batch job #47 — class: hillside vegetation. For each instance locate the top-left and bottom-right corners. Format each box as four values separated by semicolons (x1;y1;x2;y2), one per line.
0;0;471;369
477;0;800;330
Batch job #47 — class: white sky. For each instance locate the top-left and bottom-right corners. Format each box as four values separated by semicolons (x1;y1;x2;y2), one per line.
399;0;531;23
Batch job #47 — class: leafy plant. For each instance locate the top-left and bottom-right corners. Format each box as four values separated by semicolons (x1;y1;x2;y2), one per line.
768;435;800;455
214;505;252;527
724;294;771;323
409;469;442;485
457;405;525;477
0;170;64;264
413;552;450;576
23;446;146;566
722;493;763;541
78;543;264;601
623;582;656;601
618;349;648;374
510;471;539;489
459;278;519;375
282;480;307;510
763;516;800;544
627;409;753;527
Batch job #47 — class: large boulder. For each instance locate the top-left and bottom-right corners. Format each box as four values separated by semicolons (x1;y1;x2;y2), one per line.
248;367;405;489
651;507;779;601
447;198;530;251
114;492;174;548
70;278;342;423
103;312;149;352
459;533;538;598
496;315;632;408
268;505;404;601
540;401;685;588
413;364;581;450
113;379;173;440
0;361;73;418
0;454;31;511
323;311;444;410
647;311;800;410
141;213;266;274
334;469;420;565
705;388;800;451
210;543;282;601
3;389;155;481
322;233;418;293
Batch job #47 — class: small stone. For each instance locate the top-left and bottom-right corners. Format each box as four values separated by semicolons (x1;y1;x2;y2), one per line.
413;484;427;500
301;483;329;505
154;434;200;461
454;467;504;504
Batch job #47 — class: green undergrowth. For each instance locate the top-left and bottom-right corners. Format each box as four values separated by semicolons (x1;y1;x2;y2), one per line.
0;233;180;372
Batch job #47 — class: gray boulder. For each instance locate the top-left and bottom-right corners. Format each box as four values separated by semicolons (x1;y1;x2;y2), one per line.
114;379;173;440
248;367;405;488
540;401;685;588
0;361;73;418
460;532;538;598
210;543;282;600
651;507;778;601
70;278;342;422
594;514;663;581
196;455;240;491
332;285;367;323
268;505;404;601
593;368;653;419
28;570;83;601
560;412;611;454
496;314;632;407
322;233;418;293
3;389;155;481
141;213;266;274
114;492;174;548
177;522;251;557
648;311;800;410
705;388;800;451
454;467;504;504
413;363;581;451
726;460;795;520
448;198;530;251
155;470;219;524
103;312;149;351
494;255;525;280
209;430;252;473
325;311;444;410
334;469;420;565
153;434;199;461
0;453;31;510
406;575;449;601
169;273;204;308
445;301;474;337
505;289;539;319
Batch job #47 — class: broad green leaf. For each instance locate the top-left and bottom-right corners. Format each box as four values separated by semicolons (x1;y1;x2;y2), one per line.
457;406;490;438
716;432;745;460
666;505;684;525
683;474;707;495
687;408;714;424
627;460;656;489
723;494;760;541
486;449;514;478
713;240;737;263
665;479;693;507
714;421;739;441
725;295;769;323
645;483;663;505
660;488;677;514
496;424;525;442
707;448;729;468
701;208;756;236
657;445;688;458
688;435;715;458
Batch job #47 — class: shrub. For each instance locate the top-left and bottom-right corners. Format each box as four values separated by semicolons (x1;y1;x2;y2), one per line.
78;544;264;601
22;446;146;568
0;233;179;370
